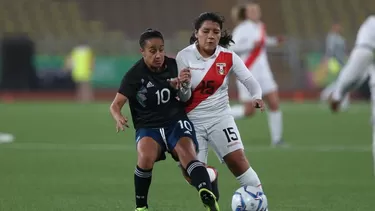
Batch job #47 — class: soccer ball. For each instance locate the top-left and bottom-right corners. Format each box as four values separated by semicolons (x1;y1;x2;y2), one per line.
231;186;268;211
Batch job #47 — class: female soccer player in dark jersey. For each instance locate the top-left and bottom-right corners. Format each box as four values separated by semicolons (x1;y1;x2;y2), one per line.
109;28;220;211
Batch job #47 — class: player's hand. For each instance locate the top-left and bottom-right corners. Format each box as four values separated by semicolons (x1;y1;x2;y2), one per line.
179;68;191;88
115;115;129;132
253;99;265;112
168;77;181;90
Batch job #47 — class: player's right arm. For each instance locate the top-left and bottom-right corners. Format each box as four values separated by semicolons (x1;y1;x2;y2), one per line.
175;52;192;102
110;72;133;132
229;24;256;54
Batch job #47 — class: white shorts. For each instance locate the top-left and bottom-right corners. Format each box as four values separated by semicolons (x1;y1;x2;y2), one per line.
195;115;244;164
236;70;278;102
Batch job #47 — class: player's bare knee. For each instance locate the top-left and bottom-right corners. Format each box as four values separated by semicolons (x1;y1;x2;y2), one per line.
265;92;280;111
174;137;197;168
244;103;256;116
223;149;250;177
137;138;160;169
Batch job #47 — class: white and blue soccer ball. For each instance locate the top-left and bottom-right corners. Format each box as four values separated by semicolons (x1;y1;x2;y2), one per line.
231;186;268;211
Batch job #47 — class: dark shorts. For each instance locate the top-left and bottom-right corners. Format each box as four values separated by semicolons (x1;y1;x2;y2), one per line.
135;118;198;161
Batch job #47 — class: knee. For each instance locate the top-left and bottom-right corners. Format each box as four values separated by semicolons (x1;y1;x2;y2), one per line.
223;149;250;176
137;138;160;169
266;93;280;111
137;153;157;169
244;103;256;116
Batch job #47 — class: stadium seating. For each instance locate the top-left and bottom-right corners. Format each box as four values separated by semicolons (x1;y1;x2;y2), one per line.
277;0;371;42
0;0;373;54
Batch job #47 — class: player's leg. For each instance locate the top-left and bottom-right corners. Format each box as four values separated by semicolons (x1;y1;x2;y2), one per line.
369;70;375;176
168;119;220;211
178;127;221;204
262;78;284;146
134;129;164;211
321;81;350;110
231;80;256;119
208;116;263;189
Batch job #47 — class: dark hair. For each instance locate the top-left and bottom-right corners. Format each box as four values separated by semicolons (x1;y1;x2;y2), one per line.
189;12;234;48
139;28;164;48
237;6;247;21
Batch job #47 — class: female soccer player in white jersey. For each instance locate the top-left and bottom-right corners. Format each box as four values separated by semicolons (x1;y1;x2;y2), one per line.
330;15;375;175
229;1;285;147
175;12;268;205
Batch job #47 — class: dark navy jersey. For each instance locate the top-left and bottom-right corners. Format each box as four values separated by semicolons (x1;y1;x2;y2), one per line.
118;57;187;129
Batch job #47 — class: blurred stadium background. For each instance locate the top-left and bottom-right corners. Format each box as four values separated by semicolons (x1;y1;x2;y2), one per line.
1;0;375;211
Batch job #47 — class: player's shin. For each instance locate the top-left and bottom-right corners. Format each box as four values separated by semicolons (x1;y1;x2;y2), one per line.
179;163;220;200
225;150;263;190
134;166;152;208
185;160;213;191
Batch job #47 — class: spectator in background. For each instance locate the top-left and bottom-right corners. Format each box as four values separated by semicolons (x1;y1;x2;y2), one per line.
320;21;350;110
65;43;95;103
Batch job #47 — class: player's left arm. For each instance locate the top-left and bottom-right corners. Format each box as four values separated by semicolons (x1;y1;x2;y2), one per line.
175;52;192;102
231;52;263;99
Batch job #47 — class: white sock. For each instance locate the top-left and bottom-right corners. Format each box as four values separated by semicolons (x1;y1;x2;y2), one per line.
267;110;283;144
231;105;246;119
236;167;262;190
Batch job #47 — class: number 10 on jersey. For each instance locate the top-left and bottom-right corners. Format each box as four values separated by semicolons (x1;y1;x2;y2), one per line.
155;88;170;105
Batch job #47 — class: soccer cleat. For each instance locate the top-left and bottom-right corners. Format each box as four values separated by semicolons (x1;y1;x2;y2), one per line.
135;207;148;211
199;188;220;211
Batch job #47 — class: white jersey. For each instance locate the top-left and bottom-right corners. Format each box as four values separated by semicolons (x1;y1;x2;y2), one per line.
176;44;262;125
229;20;277;74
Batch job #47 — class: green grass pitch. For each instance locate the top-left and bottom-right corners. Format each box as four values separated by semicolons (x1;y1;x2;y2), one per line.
0;101;374;211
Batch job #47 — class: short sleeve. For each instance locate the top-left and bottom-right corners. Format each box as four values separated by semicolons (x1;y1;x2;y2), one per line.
118;71;136;98
176;52;189;72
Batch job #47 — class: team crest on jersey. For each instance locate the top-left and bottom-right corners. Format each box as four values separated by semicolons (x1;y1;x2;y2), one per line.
216;63;226;75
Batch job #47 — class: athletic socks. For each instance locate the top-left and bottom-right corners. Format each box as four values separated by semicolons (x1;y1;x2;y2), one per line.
134;166;152;208
236;167;263;191
186;160;213;191
267;110;283;144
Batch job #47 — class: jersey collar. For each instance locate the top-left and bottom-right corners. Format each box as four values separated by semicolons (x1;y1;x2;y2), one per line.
193;42;220;61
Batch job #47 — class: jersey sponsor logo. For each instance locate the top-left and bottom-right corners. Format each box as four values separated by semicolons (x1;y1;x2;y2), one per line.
146;81;154;88
189;67;205;71
185;51;233;113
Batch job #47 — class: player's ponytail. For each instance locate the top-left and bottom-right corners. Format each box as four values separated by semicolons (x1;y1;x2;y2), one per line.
218;30;234;48
190;12;234;48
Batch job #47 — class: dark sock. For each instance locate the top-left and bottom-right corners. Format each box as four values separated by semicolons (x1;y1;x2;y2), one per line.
134;165;152;208
186;160;212;191
211;178;220;201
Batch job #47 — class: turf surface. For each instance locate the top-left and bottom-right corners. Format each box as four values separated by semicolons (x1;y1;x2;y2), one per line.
0;102;374;211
